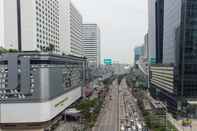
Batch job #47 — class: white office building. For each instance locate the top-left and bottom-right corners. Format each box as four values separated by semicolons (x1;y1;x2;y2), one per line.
0;0;84;57
82;24;101;67
70;3;83;57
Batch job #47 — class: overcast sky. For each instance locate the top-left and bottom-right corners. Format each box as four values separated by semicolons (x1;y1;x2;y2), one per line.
72;0;148;64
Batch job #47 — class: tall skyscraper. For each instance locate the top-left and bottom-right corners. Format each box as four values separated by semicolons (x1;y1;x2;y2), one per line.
148;0;164;64
148;0;156;62
149;0;197;114
155;0;164;63
144;33;149;59
0;0;84;57
70;3;84;57
82;24;101;67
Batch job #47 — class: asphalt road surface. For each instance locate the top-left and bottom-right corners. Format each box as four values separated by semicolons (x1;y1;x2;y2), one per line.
92;80;119;131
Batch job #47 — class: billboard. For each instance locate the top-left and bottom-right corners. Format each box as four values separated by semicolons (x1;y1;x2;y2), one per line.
104;59;112;65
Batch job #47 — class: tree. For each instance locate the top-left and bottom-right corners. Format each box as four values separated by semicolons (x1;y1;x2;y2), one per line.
0;47;8;54
8;49;18;52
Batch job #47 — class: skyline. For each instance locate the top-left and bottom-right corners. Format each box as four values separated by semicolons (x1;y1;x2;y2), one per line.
72;0;148;64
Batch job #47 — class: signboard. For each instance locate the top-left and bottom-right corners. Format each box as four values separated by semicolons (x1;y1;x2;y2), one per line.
104;59;112;65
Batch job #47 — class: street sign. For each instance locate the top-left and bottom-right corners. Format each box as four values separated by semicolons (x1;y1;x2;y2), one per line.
104;59;112;65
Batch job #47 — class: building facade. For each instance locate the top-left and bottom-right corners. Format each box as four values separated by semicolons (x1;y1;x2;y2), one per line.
0;0;84;57
148;0;156;61
144;33;149;59
134;45;144;64
149;0;197;114
155;0;164;64
163;0;182;64
0;53;87;125
148;0;164;64
82;24;101;67
70;3;84;57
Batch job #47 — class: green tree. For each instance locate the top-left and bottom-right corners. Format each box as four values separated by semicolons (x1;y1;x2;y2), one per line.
8;49;18;52
0;47;8;54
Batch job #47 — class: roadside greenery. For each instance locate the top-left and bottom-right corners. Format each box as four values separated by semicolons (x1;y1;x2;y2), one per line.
126;67;178;131
143;111;177;131
76;97;104;129
117;74;125;85
0;47;18;54
182;118;192;127
126;67;148;90
103;75;116;86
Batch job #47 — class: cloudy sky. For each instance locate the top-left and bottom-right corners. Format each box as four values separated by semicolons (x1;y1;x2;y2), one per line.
72;0;148;64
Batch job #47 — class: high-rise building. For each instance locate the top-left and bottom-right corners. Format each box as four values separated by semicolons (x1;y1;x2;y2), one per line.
134;45;144;64
70;3;84;57
0;0;69;54
148;0;164;64
0;0;4;47
0;0;84;57
155;0;164;63
149;0;197;114
82;24;101;67
148;0;156;62
144;33;149;59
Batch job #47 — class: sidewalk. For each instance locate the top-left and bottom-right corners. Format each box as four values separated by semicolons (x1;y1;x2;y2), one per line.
167;114;182;131
176;118;197;131
167;113;197;131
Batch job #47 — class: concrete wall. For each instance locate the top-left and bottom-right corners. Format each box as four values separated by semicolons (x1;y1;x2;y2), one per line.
0;0;4;47
60;0;71;55
20;0;35;51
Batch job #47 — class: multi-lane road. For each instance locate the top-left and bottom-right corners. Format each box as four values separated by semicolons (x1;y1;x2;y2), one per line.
92;80;119;131
92;78;144;131
119;79;144;131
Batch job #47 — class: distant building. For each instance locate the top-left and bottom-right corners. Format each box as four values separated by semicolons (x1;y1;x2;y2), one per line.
70;3;84;57
148;0;156;62
82;24;101;67
0;0;84;57
144;33;149;59
134;45;144;64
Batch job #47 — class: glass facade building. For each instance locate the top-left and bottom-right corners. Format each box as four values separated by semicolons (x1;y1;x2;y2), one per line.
148;0;164;64
150;0;197;113
155;0;164;63
134;46;144;64
178;0;197;98
148;0;156;61
163;0;197;98
163;0;182;64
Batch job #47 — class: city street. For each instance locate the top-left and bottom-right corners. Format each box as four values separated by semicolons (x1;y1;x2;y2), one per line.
119;79;144;131
92;78;144;131
92;80;119;131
